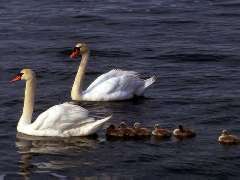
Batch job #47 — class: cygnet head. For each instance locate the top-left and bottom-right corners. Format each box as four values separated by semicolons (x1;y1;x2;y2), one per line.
10;69;35;82
119;122;127;128
222;129;229;135
134;122;141;129
70;42;89;59
154;124;160;129
178;125;184;132
107;124;116;130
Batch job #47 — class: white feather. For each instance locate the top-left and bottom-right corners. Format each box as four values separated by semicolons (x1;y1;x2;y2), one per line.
19;103;111;137
82;69;155;101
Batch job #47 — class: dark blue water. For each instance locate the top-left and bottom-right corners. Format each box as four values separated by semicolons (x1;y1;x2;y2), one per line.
1;0;240;179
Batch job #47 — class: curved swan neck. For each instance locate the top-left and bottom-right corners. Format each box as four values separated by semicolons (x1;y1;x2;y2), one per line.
71;52;89;101
18;77;36;126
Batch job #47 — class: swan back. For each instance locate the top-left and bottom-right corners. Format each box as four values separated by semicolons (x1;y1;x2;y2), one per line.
31;103;90;131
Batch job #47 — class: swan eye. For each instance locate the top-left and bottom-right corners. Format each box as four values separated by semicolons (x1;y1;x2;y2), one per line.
19;73;24;77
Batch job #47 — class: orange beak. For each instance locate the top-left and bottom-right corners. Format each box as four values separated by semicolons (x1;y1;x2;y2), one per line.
10;73;23;83
70;48;80;59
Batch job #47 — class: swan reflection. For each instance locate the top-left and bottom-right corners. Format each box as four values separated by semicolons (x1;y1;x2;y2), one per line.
16;133;99;179
16;133;99;154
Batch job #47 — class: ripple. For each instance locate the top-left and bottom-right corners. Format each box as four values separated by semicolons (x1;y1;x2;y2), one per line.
72;14;106;23
1;0;240;179
91;49;132;58
214;2;240;8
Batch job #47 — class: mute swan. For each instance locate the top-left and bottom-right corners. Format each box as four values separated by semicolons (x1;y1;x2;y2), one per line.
70;43;156;101
173;125;196;138
10;69;111;137
218;130;240;145
152;124;171;138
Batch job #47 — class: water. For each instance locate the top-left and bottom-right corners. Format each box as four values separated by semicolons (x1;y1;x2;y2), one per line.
0;0;240;179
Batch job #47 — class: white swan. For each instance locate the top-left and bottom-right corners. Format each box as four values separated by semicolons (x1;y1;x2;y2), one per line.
70;43;156;101
10;69;111;137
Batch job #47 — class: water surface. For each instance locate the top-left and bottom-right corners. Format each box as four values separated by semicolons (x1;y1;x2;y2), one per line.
0;0;240;179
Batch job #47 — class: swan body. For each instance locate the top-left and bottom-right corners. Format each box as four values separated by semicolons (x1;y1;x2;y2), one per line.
11;69;111;137
81;69;156;101
70;43;156;101
173;125;196;138
218;130;240;145
152;124;171;138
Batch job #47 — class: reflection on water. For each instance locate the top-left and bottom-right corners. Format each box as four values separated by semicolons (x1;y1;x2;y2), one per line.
0;175;5;180
16;133;99;155
2;0;240;178
77;97;148;112
13;133;150;180
15;133;100;179
76;98;152;123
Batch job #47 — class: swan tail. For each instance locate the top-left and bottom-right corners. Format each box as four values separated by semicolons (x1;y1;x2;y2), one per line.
144;76;156;89
84;115;112;135
94;115;112;129
136;76;156;96
64;115;112;136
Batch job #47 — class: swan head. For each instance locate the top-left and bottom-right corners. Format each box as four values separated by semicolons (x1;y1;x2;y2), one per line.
70;42;89;58
10;69;35;82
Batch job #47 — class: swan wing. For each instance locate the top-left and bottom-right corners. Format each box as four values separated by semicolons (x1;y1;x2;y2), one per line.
31;102;92;131
85;69;140;93
83;75;144;101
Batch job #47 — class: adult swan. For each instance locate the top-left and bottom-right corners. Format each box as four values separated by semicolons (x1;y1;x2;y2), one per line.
10;69;111;137
70;43;156;101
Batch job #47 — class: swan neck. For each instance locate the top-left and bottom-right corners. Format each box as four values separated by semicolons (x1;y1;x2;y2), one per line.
71;52;89;101
19;77;36;126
